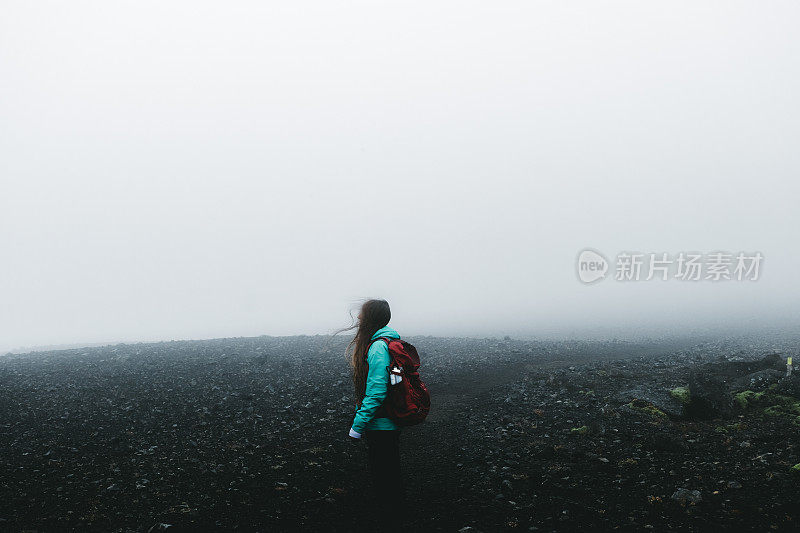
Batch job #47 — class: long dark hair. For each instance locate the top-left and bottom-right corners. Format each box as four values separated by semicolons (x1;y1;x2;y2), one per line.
335;299;391;402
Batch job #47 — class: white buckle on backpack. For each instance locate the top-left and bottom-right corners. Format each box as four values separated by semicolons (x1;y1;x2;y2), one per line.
389;366;403;385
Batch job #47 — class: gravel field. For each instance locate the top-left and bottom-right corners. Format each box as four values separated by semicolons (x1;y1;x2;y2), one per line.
2;333;799;532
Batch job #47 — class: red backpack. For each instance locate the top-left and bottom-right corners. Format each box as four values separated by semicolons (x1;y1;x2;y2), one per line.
372;337;431;426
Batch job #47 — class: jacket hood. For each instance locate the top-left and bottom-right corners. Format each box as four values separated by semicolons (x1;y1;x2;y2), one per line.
371;326;400;340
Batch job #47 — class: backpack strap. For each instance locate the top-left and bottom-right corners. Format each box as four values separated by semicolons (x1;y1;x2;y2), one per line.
365;336;396;360
375;336;396;347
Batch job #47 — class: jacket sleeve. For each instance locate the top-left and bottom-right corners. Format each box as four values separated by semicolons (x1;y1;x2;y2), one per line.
351;340;391;434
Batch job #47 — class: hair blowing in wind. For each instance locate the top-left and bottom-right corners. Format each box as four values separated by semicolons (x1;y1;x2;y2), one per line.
338;299;391;401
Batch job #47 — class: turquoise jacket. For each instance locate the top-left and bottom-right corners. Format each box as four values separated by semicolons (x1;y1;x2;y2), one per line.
351;326;401;433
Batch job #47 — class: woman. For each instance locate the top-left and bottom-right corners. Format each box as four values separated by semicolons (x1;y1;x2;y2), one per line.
344;298;404;512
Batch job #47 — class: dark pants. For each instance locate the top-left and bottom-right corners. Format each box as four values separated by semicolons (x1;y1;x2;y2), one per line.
364;429;404;513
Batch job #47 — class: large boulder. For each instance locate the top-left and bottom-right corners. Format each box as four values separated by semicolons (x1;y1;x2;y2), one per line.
773;374;800;398
731;369;785;393
684;354;786;420
614;387;684;419
715;353;784;378
686;371;733;419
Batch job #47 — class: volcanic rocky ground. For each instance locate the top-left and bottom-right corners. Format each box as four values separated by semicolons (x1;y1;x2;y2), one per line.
2;333;800;532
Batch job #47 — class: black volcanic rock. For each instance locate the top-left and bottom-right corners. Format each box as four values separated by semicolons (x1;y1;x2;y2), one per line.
731;369;784;392
1;335;799;532
686;371;734;419
774;374;800;398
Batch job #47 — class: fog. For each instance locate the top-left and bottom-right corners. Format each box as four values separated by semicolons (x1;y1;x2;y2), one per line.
2;2;799;352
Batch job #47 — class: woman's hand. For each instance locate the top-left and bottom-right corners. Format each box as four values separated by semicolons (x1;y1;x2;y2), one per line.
348;428;362;439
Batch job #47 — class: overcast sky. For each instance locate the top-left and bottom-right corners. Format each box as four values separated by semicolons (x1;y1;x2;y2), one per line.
1;1;799;351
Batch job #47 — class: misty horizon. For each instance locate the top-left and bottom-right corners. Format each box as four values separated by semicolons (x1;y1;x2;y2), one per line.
2;2;799;352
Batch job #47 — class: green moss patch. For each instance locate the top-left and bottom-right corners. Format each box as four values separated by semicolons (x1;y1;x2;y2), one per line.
735;390;755;409
734;390;768;409
762;396;800;426
670;387;690;405
628;399;667;419
735;390;800;425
